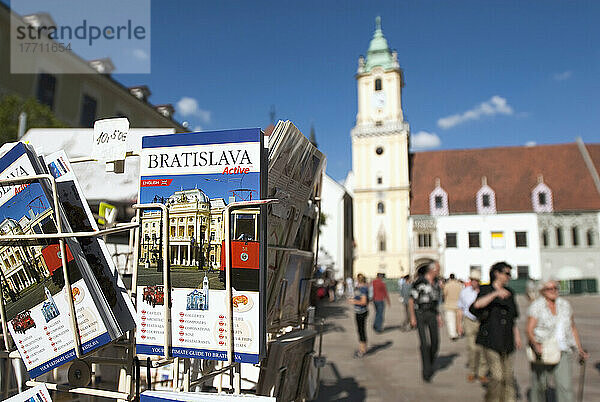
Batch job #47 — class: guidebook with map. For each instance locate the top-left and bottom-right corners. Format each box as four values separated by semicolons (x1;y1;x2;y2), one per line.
0;142;134;377
135;129;267;363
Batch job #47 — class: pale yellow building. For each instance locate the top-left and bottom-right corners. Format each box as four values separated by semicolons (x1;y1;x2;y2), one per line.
349;17;410;279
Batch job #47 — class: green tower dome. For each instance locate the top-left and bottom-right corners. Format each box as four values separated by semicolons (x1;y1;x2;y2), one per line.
364;16;395;73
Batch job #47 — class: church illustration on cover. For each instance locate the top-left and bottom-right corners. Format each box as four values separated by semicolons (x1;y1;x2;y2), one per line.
186;274;210;311
41;286;60;323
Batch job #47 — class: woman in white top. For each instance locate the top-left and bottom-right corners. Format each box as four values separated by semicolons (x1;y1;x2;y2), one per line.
526;280;588;402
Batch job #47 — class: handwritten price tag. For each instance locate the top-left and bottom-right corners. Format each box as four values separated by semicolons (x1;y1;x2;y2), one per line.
92;118;129;163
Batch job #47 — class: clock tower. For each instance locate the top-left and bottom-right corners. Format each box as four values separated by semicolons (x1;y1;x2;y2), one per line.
350;17;410;279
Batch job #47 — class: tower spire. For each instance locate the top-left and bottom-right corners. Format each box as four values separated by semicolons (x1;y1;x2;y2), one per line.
364;16;395;73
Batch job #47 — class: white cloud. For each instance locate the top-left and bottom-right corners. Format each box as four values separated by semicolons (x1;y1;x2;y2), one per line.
411;131;441;150
525;141;536;147
553;71;572;81
133;49;149;60
437;96;514;129
176;97;211;123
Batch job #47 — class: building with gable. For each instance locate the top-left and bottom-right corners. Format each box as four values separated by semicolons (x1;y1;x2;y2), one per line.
409;141;600;290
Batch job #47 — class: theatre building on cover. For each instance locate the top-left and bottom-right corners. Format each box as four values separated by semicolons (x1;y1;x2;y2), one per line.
0;213;52;297
139;188;216;269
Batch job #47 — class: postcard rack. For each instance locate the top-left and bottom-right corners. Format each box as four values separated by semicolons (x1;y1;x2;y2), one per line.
0;173;139;401
0;165;279;400
130;198;277;396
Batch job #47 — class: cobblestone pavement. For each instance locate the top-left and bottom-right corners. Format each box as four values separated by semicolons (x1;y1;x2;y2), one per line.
315;294;600;402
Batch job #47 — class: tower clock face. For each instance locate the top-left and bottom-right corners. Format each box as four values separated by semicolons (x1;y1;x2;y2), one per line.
372;91;386;109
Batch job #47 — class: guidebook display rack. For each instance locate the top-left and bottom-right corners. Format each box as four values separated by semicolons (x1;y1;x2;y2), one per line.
0;153;275;401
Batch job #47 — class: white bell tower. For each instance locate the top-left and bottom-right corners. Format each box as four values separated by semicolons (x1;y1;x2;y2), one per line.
350;17;411;279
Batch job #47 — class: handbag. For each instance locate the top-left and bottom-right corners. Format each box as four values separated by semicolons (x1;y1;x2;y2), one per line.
527;337;561;365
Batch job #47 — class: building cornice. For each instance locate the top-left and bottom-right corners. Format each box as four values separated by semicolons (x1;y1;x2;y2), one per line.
353;186;410;193
351;121;410;138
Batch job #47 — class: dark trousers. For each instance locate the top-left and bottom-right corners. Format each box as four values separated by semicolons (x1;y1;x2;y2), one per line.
355;311;368;342
373;300;385;332
416;310;439;380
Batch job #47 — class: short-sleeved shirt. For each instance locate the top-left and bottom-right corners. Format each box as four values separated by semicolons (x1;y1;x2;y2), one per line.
353;285;369;314
470;285;519;354
410;277;441;312
457;286;478;321
528;297;575;351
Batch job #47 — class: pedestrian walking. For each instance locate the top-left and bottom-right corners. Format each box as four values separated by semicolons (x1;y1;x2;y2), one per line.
349;273;369;358
409;262;443;382
443;273;463;340
526;279;589;402
371;272;391;333
400;275;412;331
457;269;488;384
470;262;522;402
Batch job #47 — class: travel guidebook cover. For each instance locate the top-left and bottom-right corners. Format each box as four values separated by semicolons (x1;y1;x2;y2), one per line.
136;129;267;363
0;143;114;377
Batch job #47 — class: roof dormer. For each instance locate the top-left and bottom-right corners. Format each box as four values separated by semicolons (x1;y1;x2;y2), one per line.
476;176;496;214
429;178;449;216
532;175;553;212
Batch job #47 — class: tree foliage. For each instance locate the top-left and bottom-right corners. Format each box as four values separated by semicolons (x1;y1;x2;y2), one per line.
0;94;66;145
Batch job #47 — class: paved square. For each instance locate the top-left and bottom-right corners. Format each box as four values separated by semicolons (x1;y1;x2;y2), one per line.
316;294;600;401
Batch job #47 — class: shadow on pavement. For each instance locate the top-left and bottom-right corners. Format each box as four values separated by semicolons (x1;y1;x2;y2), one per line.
382;325;404;333
366;341;393;356
435;353;458;371
316;300;350;320
317;362;367;401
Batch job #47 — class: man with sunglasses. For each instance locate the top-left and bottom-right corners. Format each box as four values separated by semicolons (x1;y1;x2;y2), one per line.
470;262;522;402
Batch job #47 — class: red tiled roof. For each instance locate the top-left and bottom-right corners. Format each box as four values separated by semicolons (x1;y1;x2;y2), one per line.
410;143;600;215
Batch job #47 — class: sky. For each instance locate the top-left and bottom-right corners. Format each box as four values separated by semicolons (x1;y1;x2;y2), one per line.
9;0;600;181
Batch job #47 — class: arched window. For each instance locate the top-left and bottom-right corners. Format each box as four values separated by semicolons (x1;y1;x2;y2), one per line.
375;78;382;91
377;202;385;214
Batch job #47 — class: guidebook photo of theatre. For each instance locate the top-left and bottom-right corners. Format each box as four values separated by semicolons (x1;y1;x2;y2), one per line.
135;129;267;362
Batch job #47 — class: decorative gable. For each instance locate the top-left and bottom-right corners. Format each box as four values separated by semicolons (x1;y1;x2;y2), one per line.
429;178;449;216
532;175;553;212
476;176;496;214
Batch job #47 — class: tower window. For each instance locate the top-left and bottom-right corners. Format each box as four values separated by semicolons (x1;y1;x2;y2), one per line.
375;121;383;126
434;196;443;209
538;192;547;205
379;239;386;251
375;146;384;155
587;229;595;246
375;78;382;91
542;230;549;247
482;194;490;207
377;202;385;214
377;176;382;184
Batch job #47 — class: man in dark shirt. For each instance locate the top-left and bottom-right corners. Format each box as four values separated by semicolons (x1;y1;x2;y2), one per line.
409;262;443;382
470;262;522;402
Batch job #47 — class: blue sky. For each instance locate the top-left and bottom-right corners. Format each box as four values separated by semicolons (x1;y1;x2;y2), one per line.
10;1;600;181
139;172;260;204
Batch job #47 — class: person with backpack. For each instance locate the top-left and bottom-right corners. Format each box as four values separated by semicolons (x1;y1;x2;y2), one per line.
409;262;443;382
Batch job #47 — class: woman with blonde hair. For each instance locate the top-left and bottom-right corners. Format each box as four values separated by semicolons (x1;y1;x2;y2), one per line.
526;279;588;402
349;273;369;358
